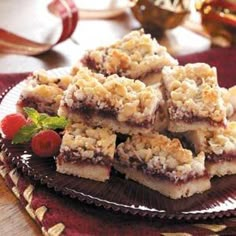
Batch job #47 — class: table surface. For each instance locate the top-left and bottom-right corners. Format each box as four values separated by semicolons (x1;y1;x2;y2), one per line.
0;1;213;235
0;1;211;73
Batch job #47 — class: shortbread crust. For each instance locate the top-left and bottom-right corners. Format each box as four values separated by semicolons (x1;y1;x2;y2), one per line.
115;133;210;199
162;63;227;132
58;68;165;134
186;122;236;177
77;30;178;83
17;70;73;115
56;123;116;182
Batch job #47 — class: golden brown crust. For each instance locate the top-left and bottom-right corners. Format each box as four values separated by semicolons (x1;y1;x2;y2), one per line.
59;67;164;132
114;164;211;199
206;160;236;177
116;133;206;179
18;70;73;114
60;123;116;162
79;30;178;79
186;122;236;155
162;63;226;129
57;159;111;182
32;70;72;89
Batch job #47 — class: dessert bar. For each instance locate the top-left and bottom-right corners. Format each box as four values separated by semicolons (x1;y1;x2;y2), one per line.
77;30;178;85
115;133;210;199
58;67;166;134
162;63;227;132
17;70;72;115
57;123;116;182
186;122;236;177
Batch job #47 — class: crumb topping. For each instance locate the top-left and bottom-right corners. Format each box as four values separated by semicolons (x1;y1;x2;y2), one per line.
32;70;73;90
190;122;236;155
60;123;116;161
80;30;178;79
221;87;234;118
116;133;206;181
25;84;62;101
64;67;163;123
20;70;73;114
163;63;226;123
21;70;73;102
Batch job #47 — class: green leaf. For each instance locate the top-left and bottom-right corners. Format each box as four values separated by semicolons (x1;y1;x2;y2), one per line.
12;107;68;144
23;107;40;125
12;124;39;144
41;116;68;130
38;113;49;124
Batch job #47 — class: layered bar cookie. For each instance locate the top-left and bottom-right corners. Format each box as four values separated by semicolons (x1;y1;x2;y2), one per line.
162;63;227;132
58;67;166;134
56;123;116;182
115;133;210;199
17;70;73;115
186;122;236;177
76;30;178;85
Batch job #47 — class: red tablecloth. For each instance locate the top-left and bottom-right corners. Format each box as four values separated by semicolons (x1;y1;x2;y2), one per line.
0;48;236;236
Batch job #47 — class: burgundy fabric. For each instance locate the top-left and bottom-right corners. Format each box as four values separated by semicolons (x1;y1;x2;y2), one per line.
0;72;30;95
1;157;236;236
0;48;236;235
177;47;236;88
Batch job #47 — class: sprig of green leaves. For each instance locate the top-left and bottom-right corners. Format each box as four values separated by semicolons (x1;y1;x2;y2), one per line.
13;124;39;144
12;107;68;144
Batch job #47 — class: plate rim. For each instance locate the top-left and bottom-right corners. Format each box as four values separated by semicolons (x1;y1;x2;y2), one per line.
8;148;236;220
0;74;236;221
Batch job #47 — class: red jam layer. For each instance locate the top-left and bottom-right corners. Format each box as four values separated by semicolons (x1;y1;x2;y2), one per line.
17;98;57;116
206;152;236;163
115;155;208;185
58;151;112;166
66;103;157;129
169;105;226;128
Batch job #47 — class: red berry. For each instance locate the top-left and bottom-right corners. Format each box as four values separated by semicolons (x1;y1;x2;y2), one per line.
1;113;27;139
31;130;61;157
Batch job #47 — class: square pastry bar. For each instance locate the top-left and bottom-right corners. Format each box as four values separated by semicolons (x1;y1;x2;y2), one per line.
115;133;211;199
162;63;227;132
186;122;236;177
76;30;178;85
57;123;116;182
58;68;166;134
17;70;73;115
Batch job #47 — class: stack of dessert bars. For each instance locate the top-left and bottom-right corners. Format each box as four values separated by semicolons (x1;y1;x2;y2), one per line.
17;30;236;199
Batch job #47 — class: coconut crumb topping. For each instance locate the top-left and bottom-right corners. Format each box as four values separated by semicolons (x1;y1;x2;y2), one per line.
80;30;178;79
221;87;235;118
189;122;236;155
64;67;163;123
60;123;116;161
21;70;73;102
32;70;72;90
116;133;206;180
163;63;226;123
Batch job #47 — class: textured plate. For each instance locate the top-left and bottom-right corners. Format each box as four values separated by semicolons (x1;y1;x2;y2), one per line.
0;69;236;220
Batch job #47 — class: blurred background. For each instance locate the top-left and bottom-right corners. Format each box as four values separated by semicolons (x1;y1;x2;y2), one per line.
0;0;235;72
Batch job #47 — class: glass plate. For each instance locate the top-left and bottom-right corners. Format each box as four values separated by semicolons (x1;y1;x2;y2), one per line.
0;68;236;220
